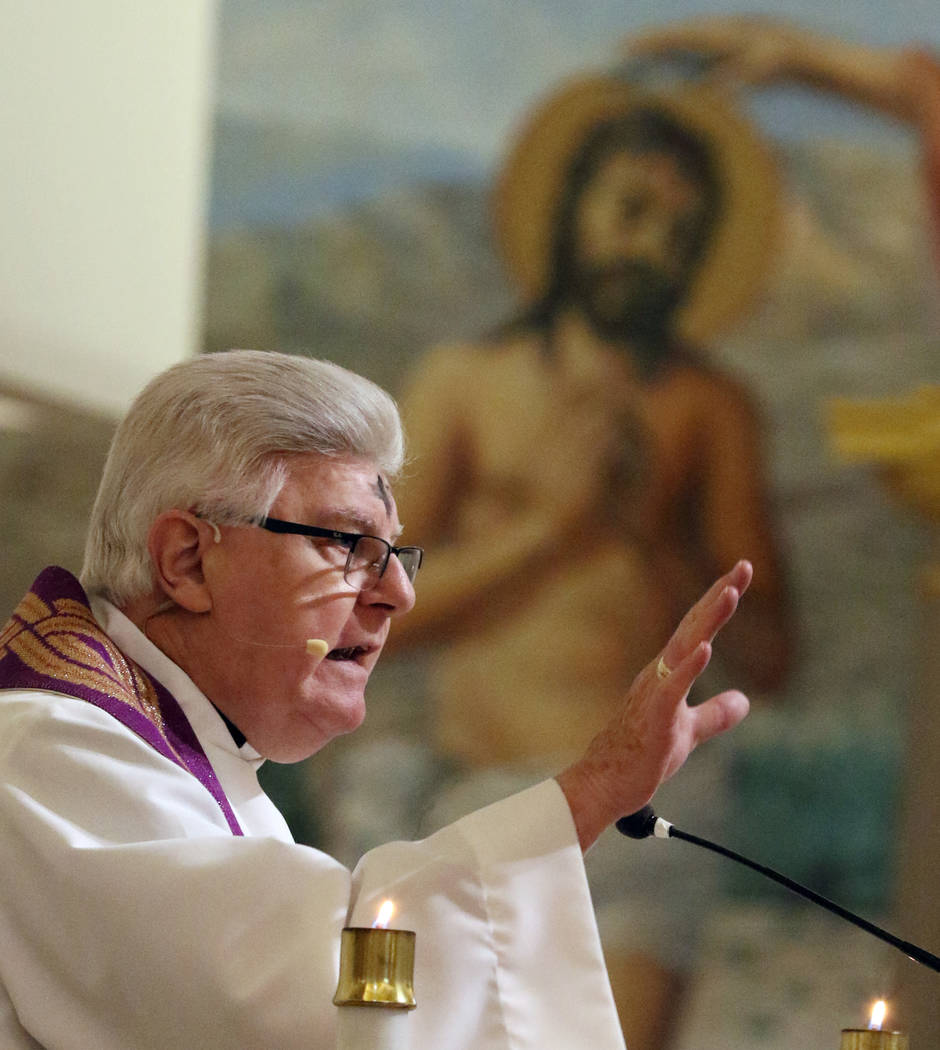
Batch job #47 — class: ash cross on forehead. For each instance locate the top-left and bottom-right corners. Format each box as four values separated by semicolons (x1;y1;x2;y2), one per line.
373;474;392;516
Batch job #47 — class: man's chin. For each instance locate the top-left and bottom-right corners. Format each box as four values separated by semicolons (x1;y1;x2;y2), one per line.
262;696;367;763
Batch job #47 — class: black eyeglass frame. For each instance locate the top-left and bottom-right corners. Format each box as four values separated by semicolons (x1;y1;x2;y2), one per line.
258;516;423;585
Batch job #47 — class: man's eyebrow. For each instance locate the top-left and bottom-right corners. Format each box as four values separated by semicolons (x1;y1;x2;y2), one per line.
321;507;402;543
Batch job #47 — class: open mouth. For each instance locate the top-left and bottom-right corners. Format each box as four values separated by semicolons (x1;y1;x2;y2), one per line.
326;646;367;662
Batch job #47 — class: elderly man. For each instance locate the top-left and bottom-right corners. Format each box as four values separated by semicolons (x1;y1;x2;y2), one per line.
0;349;749;1049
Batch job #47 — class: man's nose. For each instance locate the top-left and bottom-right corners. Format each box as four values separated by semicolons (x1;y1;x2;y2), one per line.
361;554;416;615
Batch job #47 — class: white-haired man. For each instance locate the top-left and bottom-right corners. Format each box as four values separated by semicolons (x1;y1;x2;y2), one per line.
0;349;750;1050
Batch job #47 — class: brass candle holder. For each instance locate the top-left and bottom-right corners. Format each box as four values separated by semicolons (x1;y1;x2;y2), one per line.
333;922;416;1050
839;1030;909;1050
333;926;417;1009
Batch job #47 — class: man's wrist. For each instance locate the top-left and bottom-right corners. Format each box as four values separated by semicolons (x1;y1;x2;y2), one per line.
554;763;615;853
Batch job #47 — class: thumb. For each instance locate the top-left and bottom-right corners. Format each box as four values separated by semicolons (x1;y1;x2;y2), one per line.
690;690;750;748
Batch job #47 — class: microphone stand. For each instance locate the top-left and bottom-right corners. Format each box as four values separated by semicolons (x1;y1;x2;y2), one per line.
617;806;940;974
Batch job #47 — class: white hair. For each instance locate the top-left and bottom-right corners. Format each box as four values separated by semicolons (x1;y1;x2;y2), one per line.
81;349;405;605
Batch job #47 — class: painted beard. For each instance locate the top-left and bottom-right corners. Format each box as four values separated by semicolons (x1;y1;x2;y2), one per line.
572;258;688;351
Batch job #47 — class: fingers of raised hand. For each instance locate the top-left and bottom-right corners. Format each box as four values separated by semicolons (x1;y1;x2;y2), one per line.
622;17;754;60
658;561;751;674
625;643;721;790
706;559;752;607
621;15;788;59
653;640;711;699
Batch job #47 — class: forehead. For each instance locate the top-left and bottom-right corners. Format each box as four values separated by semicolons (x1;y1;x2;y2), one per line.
273;452;399;533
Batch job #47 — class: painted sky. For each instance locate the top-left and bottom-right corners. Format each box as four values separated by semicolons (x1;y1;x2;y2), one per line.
216;0;939;168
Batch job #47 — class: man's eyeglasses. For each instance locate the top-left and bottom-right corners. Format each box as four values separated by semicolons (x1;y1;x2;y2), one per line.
258;516;423;589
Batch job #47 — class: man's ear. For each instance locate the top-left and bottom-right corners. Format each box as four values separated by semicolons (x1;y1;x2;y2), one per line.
147;510;219;613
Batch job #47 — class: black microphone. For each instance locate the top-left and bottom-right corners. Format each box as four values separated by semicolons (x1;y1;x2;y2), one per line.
616;805;940;974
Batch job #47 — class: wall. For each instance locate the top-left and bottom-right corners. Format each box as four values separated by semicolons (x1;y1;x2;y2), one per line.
0;2;216;416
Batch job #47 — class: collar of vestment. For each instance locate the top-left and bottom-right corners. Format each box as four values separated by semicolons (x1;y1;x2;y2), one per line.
0;565;243;836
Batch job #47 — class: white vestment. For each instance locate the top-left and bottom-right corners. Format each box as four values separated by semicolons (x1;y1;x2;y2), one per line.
0;598;625;1049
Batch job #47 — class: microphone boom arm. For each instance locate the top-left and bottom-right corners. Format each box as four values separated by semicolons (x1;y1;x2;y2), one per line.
617;807;940;974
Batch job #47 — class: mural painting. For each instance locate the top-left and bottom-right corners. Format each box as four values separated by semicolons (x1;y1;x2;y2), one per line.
202;9;940;1046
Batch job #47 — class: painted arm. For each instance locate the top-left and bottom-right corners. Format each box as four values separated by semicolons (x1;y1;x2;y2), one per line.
695;377;794;692
624;16;920;122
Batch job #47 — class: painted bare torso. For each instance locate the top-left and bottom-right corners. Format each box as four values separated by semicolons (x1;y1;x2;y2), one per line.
394;327;785;765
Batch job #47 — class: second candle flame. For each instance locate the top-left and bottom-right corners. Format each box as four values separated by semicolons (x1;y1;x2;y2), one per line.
372;899;396;929
869;1000;887;1031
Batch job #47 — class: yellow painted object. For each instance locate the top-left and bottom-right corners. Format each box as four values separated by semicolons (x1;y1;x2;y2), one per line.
827;385;940;521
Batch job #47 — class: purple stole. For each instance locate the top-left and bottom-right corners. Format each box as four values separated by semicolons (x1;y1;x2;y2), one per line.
0;566;243;835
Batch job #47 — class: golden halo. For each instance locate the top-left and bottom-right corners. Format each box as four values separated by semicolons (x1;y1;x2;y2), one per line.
491;73;782;345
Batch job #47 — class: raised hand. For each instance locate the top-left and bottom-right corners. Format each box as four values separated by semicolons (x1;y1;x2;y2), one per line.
622;15;809;87
556;561;753;850
621;16;918;123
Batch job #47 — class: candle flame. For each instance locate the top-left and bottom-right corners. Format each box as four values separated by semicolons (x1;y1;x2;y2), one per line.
869;999;887;1031
372;899;395;929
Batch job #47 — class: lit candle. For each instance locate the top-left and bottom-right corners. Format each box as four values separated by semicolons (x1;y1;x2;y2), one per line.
840;1000;909;1050
333;899;416;1050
